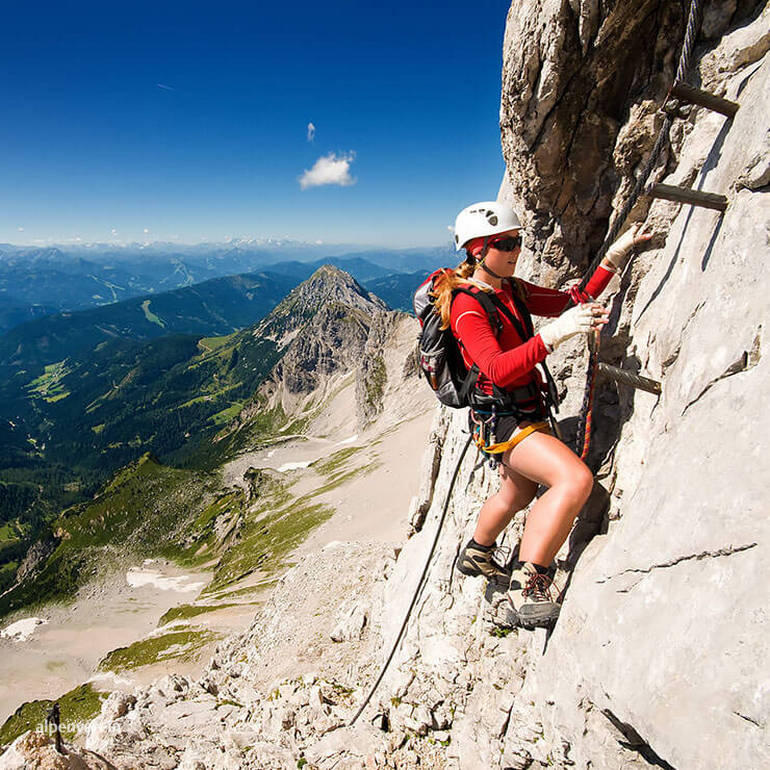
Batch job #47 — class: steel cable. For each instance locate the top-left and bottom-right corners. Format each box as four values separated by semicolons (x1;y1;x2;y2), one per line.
575;0;702;459
348;433;474;727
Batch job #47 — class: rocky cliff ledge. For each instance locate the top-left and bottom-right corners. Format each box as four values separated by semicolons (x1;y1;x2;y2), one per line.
2;2;768;769
381;3;769;768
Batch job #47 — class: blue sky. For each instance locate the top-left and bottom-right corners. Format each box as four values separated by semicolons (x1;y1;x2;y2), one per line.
1;1;510;247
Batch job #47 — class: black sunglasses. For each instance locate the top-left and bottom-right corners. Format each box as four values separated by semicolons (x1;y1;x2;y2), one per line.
489;235;522;251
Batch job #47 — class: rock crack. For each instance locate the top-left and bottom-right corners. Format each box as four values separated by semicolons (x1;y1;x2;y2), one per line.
597;542;758;583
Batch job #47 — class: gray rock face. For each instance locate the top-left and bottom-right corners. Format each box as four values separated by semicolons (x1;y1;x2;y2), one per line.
371;4;770;770
355;310;399;425
403;4;768;769
500;0;764;274
540;29;770;768
500;0;682;270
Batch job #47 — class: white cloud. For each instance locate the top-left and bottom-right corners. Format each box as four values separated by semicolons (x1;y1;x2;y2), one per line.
143;228;150;234
111;228;118;235
307;122;316;142
299;152;356;190
156;83;175;91
17;226;24;232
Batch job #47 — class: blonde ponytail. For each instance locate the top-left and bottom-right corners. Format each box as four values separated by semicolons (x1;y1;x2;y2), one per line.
432;259;477;329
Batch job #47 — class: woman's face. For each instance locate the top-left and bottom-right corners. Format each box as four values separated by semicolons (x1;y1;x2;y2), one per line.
481;229;522;278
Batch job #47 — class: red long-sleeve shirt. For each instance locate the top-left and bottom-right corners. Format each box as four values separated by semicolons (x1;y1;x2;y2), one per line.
450;267;614;392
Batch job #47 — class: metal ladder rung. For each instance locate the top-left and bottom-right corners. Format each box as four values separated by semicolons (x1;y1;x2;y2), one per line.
668;81;739;118
597;364;662;395
648;183;728;212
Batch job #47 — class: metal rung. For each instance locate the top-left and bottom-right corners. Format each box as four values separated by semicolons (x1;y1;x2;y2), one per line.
648;183;728;212
669;81;739;118
597;363;662;396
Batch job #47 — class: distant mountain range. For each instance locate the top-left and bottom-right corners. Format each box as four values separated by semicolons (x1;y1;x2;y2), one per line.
0;271;302;380
0;264;429;384
0;241;449;333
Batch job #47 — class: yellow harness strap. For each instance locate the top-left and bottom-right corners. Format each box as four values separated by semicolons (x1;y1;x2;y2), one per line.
476;421;550;455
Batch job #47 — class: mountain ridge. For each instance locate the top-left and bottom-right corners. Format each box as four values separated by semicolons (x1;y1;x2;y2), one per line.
0;264;412;618
0;270;301;378
0;244;446;333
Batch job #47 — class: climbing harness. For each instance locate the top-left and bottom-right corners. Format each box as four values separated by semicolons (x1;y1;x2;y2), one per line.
470;407;549;466
574;0;734;462
349;433;474;727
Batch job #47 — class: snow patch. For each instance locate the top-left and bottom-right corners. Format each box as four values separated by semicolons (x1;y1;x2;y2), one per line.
126;568;205;593
1;617;47;642
87;671;135;688
277;461;312;472
145;620;191;638
335;434;358;446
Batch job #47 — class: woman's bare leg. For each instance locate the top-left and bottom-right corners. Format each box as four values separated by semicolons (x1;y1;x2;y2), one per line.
505;431;594;566
473;461;538;547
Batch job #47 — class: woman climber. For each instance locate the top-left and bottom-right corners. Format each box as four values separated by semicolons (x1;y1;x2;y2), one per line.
435;201;651;628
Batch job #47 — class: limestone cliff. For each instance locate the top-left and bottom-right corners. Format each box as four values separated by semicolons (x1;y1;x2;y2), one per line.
379;3;770;768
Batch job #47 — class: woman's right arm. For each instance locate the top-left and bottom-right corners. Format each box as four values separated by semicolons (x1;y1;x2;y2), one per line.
450;292;548;388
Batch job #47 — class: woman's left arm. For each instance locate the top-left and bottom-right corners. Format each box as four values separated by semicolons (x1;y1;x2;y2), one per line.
522;223;655;316
582;223;654;299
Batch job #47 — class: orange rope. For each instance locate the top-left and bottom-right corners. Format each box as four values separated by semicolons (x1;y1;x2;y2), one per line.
579;329;600;461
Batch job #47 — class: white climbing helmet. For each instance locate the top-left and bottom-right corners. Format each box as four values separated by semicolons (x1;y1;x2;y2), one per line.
453;201;522;251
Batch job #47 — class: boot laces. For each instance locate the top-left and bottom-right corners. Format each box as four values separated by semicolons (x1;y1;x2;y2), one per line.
524;571;554;603
491;544;512;570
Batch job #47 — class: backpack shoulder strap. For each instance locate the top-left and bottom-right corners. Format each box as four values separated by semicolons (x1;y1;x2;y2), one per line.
485;289;531;342
452;286;503;335
506;278;535;338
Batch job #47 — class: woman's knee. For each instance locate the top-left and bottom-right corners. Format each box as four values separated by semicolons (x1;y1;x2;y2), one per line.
492;486;532;515
546;461;593;508
568;463;594;507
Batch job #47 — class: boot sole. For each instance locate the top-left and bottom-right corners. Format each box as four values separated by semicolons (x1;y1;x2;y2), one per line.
513;604;560;628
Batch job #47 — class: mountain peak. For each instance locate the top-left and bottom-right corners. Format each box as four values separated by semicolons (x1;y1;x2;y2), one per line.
245;265;393;416
257;265;387;339
302;263;377;299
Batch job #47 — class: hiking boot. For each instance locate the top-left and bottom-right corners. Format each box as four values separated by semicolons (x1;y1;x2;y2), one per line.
456;540;512;586
507;561;560;628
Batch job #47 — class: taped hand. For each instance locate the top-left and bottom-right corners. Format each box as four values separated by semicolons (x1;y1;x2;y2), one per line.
539;303;609;351
603;222;654;272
